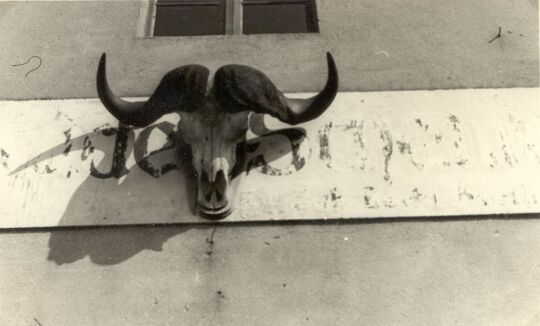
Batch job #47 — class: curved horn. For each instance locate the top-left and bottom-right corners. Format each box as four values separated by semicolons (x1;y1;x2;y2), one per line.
97;53;166;127
281;52;338;125
97;53;210;127
212;52;338;125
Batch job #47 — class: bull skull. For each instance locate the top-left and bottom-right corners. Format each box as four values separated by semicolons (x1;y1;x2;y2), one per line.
96;53;338;219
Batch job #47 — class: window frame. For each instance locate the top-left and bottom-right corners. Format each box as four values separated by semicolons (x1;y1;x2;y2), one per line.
138;0;319;37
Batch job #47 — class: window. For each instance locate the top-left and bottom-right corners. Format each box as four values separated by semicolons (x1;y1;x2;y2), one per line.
151;0;319;37
242;0;318;34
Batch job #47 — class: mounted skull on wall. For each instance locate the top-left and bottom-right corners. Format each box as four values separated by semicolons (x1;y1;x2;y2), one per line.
96;52;338;219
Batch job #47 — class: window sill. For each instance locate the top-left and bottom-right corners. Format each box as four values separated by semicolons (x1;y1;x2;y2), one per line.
135;31;321;41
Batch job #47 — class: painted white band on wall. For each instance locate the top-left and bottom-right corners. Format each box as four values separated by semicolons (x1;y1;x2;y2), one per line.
0;88;538;228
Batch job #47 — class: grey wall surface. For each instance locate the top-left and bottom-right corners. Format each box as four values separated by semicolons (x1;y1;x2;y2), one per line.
2;219;540;326
0;0;538;100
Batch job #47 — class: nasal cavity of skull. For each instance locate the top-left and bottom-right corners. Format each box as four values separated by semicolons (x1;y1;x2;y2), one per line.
202;170;226;203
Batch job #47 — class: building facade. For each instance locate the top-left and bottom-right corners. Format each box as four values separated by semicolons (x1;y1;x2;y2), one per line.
0;1;539;325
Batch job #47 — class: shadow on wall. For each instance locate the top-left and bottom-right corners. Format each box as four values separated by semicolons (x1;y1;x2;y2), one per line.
13;115;307;265
47;225;195;265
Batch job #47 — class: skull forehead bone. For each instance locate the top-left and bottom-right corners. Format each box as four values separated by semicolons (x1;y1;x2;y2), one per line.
96;53;338;219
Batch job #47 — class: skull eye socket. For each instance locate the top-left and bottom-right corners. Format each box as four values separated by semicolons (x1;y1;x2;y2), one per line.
223;126;249;143
178;116;205;144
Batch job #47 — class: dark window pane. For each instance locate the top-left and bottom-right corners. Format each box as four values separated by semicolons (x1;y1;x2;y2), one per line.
154;1;225;36
243;0;318;35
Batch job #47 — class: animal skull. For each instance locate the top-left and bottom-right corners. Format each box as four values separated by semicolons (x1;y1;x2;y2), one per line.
96;53;338;219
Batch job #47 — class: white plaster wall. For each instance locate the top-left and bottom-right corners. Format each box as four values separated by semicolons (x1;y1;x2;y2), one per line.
1;88;539;227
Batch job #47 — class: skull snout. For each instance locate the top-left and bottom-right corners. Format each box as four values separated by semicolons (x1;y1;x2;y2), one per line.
198;158;232;218
201;169;227;206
